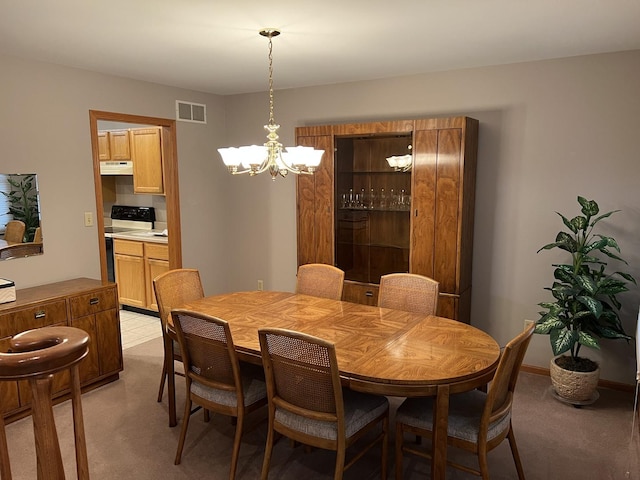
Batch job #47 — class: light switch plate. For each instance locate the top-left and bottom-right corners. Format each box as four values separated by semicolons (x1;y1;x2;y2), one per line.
84;211;94;227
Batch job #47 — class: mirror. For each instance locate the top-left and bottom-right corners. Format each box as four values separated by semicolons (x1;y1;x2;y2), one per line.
0;173;43;260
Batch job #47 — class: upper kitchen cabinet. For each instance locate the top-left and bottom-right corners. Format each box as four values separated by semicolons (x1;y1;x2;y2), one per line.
97;131;110;160
97;130;130;161
130;127;165;194
295;116;478;323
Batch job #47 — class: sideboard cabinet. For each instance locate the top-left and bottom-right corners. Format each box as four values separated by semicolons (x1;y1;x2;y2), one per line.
0;278;123;421
296;116;478;323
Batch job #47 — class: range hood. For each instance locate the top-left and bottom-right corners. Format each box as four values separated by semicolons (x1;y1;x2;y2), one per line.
100;161;133;175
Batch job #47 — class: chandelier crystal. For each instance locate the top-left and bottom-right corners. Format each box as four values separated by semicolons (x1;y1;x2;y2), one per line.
218;29;324;180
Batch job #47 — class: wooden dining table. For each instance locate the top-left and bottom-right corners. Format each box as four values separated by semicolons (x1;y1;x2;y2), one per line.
177;290;501;480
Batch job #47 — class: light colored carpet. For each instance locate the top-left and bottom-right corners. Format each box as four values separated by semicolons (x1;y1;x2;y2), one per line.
4;336;640;479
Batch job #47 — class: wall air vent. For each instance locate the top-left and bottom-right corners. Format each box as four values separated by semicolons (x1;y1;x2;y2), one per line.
175;100;207;124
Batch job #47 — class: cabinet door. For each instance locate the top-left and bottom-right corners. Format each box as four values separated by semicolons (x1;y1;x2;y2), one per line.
98;131;110;160
109;130;131;160
342;282;378;307
130;127;164;194
296;135;333;266
96;309;123;375
145;258;169;311
410;129;438;278
69;316;100;384
114;253;146;308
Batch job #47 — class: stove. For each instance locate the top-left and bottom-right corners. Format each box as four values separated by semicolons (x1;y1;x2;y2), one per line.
105;205;155;282
105;205;156;235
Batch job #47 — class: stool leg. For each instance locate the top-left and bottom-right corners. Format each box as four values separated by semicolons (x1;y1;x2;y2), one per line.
0;413;12;480
29;375;65;480
70;365;89;480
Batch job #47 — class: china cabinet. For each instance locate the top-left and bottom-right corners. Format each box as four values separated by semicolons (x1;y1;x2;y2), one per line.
296;116;478;322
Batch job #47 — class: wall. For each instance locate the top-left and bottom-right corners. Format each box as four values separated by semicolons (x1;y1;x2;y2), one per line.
1;49;638;384
0;53;230;296
222;50;640;384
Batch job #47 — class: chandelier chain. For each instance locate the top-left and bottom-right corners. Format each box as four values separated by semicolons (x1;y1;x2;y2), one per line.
267;35;275;127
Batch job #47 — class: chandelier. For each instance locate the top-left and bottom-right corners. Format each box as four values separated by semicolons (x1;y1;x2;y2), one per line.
218;29;324;180
386;154;412;172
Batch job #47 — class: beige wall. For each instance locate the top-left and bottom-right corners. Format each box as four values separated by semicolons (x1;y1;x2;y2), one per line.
223;50;640;384
0;54;230;296
1;49;639;384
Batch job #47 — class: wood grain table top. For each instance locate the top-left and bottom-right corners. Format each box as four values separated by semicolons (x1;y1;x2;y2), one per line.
180;290;500;397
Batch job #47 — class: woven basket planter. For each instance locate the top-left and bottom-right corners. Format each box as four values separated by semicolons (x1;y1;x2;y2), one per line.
550;357;600;402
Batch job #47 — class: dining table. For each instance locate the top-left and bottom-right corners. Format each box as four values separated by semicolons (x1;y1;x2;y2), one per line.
177;290;501;480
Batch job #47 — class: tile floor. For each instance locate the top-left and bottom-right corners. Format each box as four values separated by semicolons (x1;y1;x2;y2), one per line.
119;308;163;350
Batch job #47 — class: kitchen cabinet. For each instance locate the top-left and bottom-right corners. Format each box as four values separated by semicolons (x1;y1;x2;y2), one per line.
145;243;169;311
97;131;110;160
130;127;165;194
114;238;168;311
295;116;478;323
97;130;131;161
0;278;122;423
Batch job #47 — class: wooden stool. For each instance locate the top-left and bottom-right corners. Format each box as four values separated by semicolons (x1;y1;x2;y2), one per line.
0;326;91;480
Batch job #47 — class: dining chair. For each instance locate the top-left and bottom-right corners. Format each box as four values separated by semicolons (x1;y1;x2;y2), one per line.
4;220;25;244
295;263;345;301
395;323;535;480
258;327;389;480
377;273;439;315
152;268;205;427
33;226;43;243
171;309;267;479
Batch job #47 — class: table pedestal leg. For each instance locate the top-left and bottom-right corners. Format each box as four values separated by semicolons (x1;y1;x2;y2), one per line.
431;385;450;480
29;375;65;480
70;366;89;479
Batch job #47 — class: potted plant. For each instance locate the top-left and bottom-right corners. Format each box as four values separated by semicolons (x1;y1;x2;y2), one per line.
535;196;636;404
1;174;40;242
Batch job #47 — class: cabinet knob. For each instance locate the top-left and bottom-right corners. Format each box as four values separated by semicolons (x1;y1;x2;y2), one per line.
90;297;100;305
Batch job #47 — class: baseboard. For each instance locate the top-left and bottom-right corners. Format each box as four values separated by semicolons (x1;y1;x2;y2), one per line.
521;363;636;393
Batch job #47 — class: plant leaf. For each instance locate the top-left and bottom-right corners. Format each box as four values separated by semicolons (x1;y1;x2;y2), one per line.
550;328;576;356
577;196;599;217
577;295;603;318
578;331;600;349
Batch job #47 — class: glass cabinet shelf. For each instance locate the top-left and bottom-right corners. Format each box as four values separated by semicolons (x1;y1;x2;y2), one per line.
334;134;412;284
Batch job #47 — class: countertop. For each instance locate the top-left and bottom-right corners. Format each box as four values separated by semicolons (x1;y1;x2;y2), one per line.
108;230;168;244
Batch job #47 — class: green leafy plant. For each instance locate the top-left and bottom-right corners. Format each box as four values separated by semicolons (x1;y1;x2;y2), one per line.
1;174;40;242
535;196;636;369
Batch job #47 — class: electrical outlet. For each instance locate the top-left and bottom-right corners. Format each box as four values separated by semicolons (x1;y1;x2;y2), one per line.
524;319;534;330
257;280;264;291
84;211;94;227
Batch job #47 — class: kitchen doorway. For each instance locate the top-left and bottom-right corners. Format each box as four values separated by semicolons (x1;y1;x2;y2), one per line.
88;110;182;282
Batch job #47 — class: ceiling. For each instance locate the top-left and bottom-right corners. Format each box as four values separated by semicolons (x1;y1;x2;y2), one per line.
1;1;639;96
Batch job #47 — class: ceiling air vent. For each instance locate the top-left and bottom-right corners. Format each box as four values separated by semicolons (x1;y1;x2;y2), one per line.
175;100;207;124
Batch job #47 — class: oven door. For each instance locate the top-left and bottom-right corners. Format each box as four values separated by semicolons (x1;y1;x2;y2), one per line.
105;236;115;282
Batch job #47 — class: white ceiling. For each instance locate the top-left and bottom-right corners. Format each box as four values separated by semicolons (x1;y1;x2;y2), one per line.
1;1;639;96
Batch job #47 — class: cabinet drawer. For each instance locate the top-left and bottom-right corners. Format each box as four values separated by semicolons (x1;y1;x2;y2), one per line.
0;300;67;338
342;282;379;306
69;288;117;320
145;242;168;260
114;239;144;256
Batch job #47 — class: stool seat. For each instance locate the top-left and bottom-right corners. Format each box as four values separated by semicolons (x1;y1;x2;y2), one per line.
0;326;91;480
